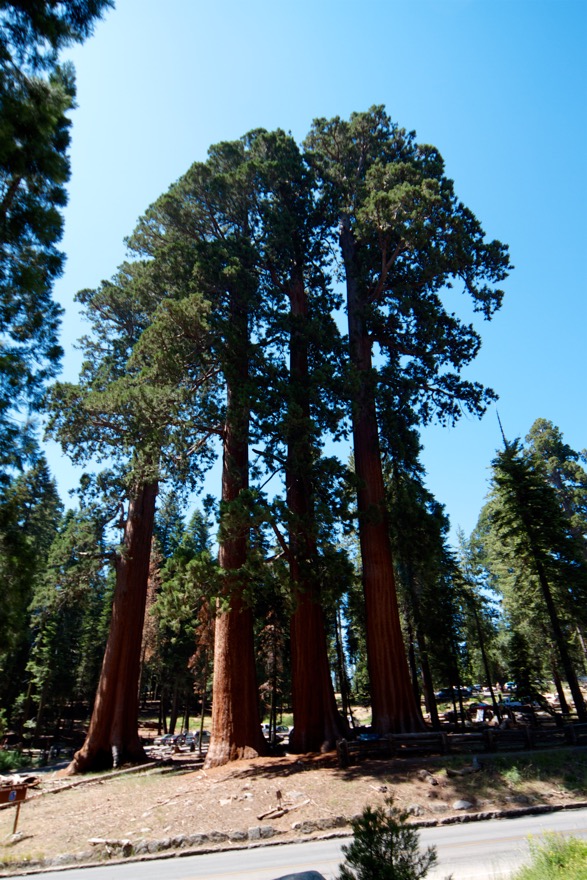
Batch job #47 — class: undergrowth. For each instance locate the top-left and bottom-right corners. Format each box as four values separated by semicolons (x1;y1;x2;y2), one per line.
0;751;28;773
512;834;587;879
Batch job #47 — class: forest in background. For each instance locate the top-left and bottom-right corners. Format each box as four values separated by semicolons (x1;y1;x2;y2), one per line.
0;2;586;775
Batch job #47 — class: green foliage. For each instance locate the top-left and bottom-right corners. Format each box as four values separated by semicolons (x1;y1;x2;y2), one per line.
491;751;587;793
386;452;466;696
512;834;587;880
476;436;587;716
23;505;110;725
502;764;522;786
0;456;62;711
471;427;586;698
0;750;27;773
338;797;438;880
144;505;217;715
0;2;113;71
47;259;217;494
0;0;112;472
306;105;511;430
455;530;502;690
525;418;587;558
154;492;187;560
490;440;585;592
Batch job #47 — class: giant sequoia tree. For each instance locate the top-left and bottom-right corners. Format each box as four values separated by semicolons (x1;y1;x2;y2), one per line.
250;130;350;750
48;261;215;771
305;107;510;734
130;141;269;766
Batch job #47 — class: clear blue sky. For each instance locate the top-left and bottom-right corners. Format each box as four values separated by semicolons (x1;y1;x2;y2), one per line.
45;0;587;541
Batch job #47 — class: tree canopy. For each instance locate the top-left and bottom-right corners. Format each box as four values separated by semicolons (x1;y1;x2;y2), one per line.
0;0;112;473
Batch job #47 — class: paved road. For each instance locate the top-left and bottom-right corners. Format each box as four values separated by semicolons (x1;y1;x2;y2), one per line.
28;807;587;880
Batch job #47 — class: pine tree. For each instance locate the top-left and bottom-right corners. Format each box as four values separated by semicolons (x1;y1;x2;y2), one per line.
488;439;586;720
23;506;109;737
153;492;186;560
0;455;62;715
146;506;217;736
455;530;501;715
386;453;458;728
0;0;112;471
338;797;437;880
525;419;587;560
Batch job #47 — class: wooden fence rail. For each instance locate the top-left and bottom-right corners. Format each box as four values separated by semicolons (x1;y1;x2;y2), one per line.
336;722;586;767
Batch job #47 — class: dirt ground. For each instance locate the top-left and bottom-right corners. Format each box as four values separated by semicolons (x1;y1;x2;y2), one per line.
1;745;586;873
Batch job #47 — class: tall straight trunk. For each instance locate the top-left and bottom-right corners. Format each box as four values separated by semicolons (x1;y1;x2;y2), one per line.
510;483;587;721
205;289;266;768
198;657;207;758
406;618;420;706
532;552;586;721
340;221;423;734
417;631;440;730
286;274;348;753
169;684;178;735
404;563;438;729
157;697;164;737
470;602;500;716
552;662;570;716
335;606;353;726
576;626;587;664
183;694;190;733
67;480;158;773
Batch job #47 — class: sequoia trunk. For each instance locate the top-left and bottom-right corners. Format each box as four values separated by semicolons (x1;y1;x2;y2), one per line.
286;274;348;752
205;289;266;768
341;221;423;734
67;480;158;773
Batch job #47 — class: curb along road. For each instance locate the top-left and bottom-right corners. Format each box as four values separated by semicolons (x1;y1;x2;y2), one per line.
2;800;587;877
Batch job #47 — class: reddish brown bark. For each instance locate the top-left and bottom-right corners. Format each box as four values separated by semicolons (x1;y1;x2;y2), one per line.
286;274;348;752
205;291;267;768
67;480;158;773
341;221;424;734
289;587;349;751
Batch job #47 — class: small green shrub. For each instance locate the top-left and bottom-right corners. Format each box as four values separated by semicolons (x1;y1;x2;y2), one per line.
512;834;587;880
0;750;28;773
0;708;7;738
338;797;439;879
503;765;522;785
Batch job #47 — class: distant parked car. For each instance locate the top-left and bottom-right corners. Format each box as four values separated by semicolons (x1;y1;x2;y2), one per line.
434;688;455;702
159;733;182;746
501;697;523;708
178;730;210;749
192;730;210;744
262;723;290;741
435;687;471;702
